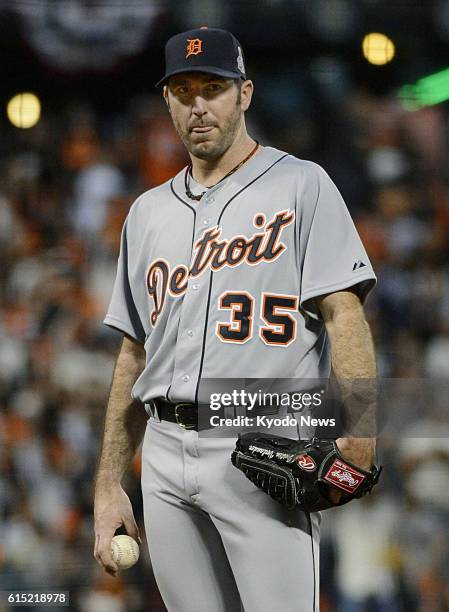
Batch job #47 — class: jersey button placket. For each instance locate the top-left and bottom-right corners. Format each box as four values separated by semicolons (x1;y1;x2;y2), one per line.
169;190;221;401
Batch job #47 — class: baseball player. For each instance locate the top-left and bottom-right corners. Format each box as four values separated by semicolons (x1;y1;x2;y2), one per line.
94;27;378;612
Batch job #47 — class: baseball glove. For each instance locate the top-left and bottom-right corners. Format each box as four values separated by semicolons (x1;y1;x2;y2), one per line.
231;432;382;511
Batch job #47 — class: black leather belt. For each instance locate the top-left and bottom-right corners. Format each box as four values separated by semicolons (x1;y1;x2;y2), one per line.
153;398;200;430
152;397;285;431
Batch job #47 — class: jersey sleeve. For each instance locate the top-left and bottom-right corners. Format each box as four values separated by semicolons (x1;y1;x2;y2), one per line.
299;164;376;317
103;216;146;343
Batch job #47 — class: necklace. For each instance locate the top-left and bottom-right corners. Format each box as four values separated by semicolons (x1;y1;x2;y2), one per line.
184;141;260;201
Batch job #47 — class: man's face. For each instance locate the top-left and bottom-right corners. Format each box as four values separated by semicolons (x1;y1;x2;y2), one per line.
164;72;250;161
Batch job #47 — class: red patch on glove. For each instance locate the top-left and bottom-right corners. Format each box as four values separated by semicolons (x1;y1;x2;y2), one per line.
323;459;366;493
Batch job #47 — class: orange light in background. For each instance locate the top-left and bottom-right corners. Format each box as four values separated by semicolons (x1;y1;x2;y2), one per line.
7;92;41;128
362;33;395;66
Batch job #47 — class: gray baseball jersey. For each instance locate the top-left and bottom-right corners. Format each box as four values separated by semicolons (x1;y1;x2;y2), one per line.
105;146;376;405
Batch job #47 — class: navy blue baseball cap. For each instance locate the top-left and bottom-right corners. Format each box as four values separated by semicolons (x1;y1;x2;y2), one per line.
156;27;246;87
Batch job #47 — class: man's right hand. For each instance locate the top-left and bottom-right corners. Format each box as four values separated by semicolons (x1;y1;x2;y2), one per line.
94;484;141;576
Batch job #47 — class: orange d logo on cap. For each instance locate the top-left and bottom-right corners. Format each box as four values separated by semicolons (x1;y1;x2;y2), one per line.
186;38;203;58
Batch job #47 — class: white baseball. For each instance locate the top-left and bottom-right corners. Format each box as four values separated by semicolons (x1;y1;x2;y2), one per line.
110;535;140;570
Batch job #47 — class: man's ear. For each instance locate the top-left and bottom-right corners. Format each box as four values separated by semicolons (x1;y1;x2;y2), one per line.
163;85;171;113
240;80;254;112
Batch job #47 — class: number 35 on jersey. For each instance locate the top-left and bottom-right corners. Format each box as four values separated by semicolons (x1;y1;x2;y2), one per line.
216;291;298;346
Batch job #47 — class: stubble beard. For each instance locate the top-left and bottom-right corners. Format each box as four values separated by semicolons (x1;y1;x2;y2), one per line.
173;98;243;162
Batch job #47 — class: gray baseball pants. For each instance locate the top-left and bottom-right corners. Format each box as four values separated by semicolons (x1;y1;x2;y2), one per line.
141;417;320;612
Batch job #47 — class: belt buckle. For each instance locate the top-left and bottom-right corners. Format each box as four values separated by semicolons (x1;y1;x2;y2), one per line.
174;403;196;430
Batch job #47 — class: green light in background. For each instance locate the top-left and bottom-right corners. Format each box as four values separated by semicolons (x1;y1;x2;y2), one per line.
399;66;449;109
399;84;422;111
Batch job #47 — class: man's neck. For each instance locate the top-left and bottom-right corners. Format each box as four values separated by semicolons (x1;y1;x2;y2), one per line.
190;131;258;187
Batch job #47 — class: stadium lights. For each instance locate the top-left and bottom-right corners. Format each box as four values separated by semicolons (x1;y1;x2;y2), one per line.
399;66;449;110
362;33;395;66
6;93;41;128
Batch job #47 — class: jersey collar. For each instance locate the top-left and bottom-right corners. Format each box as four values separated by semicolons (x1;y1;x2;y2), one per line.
170;146;288;206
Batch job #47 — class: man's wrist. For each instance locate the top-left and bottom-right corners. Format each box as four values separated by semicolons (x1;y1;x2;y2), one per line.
336;437;376;470
95;472;123;490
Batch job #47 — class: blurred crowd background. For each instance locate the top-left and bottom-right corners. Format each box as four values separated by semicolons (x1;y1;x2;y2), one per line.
1;1;449;611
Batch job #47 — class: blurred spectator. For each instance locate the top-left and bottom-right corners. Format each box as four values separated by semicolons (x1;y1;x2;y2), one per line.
329;494;401;612
71;158;124;241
